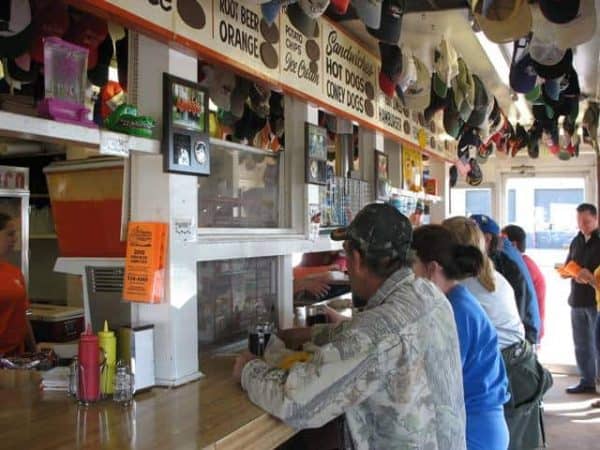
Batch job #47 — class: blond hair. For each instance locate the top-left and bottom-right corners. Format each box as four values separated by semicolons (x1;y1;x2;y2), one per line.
442;216;496;292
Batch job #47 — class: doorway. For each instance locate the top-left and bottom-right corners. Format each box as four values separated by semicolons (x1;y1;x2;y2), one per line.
502;176;588;370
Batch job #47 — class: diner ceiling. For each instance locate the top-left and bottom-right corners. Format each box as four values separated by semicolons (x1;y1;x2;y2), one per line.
334;1;600;127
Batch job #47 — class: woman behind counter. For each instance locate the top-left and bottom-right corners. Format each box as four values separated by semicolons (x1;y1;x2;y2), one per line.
0;212;36;356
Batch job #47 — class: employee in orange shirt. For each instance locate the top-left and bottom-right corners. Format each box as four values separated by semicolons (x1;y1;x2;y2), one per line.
0;212;36;356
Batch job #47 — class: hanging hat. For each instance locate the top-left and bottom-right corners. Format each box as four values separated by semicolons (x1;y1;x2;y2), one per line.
329;0;351;14
209;69;236;110
553;0;596;49
531;48;572;80
449;165;458;187
467;74;492;129
0;0;33;58
538;0;580;24
29;0;69;64
467;158;483;186
249;83;271;118
404;55;431;112
433;38;458;98
378;42;402;97
443;93;465;140
352;0;382;29
451;58;475;122
88;34;114;87
424;74;449;122
509;38;537;94
261;0;282;25
230;76;251;118
396;49;416;95
472;0;532;44
63;12;109;70
366;0;405;45
287;2;319;38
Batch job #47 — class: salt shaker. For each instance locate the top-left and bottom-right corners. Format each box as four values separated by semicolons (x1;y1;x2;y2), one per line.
68;356;79;398
113;360;134;404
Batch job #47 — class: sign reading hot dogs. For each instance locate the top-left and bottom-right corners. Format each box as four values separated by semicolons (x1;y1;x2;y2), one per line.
322;22;377;122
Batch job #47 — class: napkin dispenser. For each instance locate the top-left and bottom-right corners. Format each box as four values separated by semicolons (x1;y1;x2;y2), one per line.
119;325;155;393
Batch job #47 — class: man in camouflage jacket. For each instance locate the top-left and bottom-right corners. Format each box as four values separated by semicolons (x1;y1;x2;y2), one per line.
234;204;467;449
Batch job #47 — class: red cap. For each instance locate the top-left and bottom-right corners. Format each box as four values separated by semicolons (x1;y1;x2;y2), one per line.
64;12;108;70
330;0;351;14
379;71;396;98
29;0;70;64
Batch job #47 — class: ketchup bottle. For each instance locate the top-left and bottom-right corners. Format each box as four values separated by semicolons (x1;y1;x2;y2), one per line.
78;325;101;403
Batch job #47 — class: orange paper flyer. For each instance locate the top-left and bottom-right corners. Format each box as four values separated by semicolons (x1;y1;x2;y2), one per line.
123;222;167;303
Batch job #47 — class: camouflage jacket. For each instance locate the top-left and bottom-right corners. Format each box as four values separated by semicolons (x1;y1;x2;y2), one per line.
241;268;467;450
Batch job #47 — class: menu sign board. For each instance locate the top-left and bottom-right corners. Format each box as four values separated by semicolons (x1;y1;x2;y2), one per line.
280;13;321;98
212;0;280;77
321;22;378;123
96;0;450;161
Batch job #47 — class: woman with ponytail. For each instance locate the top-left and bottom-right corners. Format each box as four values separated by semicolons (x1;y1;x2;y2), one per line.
443;216;525;350
412;225;509;450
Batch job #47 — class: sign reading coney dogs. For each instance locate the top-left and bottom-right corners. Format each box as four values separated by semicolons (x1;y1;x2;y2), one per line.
322;22;378;124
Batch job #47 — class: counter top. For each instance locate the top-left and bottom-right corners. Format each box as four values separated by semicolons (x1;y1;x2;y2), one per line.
0;355;295;450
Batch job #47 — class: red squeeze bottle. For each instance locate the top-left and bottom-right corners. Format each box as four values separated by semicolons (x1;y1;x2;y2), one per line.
78;325;101;403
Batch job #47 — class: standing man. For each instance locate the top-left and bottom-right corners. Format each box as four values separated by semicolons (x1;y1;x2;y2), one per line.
563;204;600;394
233;204;467;449
502;225;547;341
471;215;541;345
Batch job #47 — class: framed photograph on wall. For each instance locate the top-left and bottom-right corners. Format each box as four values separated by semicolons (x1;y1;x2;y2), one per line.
374;150;390;200
162;73;211;176
305;122;328;185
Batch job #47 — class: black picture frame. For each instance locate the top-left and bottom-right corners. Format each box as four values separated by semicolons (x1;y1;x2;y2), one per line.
374;150;390;200
162;73;211;176
305;122;328;185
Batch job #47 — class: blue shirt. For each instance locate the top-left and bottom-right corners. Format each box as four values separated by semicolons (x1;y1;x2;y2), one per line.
501;237;541;341
447;284;510;414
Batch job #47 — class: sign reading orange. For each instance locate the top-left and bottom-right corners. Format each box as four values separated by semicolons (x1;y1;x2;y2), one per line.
123;222;167;303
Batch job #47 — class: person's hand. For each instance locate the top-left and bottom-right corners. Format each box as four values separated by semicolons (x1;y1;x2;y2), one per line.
575;268;594;284
323;305;350;325
233;350;258;384
294;277;331;298
277;327;313;350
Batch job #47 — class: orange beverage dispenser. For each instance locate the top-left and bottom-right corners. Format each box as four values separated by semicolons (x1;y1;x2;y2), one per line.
44;158;126;257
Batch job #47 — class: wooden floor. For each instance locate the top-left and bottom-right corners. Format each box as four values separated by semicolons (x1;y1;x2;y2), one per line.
544;373;600;449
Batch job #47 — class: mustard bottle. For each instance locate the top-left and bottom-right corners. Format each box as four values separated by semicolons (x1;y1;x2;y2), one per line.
98;320;117;396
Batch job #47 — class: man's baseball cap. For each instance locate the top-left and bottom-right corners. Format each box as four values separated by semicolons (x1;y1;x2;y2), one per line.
433;37;459;97
331;203;412;262
366;0;405;45
509;39;537;94
378;42;402;97
404;55;431;112
287;2;319;38
532;48;572;81
470;214;500;235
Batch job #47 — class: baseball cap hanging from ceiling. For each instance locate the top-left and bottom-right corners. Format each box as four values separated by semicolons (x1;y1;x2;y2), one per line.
471;0;532;44
366;0;405;45
0;0;33;58
352;0;382;30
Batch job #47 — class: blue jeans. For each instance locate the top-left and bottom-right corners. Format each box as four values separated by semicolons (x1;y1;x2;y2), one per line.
571;306;598;386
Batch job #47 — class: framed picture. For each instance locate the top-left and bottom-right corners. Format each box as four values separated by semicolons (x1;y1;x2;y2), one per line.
374;150;390;200
305;122;328;185
162;73;211;175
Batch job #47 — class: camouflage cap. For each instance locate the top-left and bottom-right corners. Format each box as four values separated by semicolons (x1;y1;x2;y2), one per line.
331;203;412;260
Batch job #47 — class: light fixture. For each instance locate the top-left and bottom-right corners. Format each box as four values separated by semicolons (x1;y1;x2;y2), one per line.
475;31;532;124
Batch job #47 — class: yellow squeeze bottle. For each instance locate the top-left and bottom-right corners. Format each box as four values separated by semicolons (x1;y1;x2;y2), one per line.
98;320;117;395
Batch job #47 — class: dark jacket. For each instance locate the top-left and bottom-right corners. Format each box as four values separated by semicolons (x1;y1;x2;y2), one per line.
491;251;538;344
502;340;553;450
566;230;600;308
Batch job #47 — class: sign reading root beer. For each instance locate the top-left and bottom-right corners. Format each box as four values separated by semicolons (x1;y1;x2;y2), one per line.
322;22;377;122
213;0;280;77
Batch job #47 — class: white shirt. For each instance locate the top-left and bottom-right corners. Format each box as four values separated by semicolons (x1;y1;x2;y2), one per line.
461;271;525;349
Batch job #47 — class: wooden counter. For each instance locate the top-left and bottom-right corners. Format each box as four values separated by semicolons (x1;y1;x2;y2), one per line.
0;355;296;450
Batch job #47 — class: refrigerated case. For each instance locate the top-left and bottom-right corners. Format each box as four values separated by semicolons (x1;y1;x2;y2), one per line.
0;166;29;284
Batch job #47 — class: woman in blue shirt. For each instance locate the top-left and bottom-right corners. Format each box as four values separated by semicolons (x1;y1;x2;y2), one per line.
412;225;510;450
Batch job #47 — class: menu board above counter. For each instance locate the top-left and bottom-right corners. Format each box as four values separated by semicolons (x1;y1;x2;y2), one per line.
91;0;452;161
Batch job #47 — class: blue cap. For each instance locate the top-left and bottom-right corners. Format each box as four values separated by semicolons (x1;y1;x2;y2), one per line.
261;0;281;25
470;214;500;236
510;52;537;94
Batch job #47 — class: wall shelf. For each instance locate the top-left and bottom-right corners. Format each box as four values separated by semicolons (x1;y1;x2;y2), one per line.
0;111;160;155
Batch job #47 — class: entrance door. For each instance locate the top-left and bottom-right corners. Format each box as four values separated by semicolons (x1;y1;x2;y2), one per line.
502;176;587;369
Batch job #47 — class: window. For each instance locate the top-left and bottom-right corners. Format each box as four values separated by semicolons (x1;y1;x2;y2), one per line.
198;139;281;228
197;256;278;349
508;189;516;223
450;188;492;217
